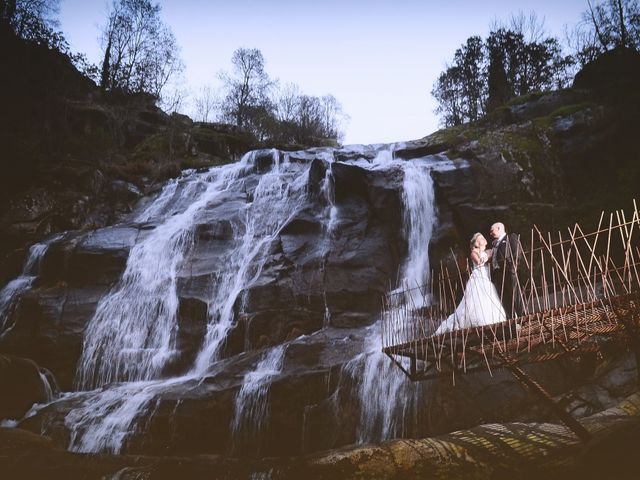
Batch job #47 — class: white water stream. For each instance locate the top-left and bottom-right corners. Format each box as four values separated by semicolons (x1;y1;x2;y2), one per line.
346;156;437;444
4;145;442;454
230;344;286;455
0;239;56;339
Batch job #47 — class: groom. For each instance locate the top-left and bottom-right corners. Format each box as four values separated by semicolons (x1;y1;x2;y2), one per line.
489;222;523;319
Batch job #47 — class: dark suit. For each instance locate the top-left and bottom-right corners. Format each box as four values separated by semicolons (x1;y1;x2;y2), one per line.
491;233;523;319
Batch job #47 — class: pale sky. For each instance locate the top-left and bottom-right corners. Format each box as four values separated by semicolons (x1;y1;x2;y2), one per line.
59;0;588;145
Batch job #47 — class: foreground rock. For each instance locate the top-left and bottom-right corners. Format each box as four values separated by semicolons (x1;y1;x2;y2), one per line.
276;391;640;480
4;391;640;480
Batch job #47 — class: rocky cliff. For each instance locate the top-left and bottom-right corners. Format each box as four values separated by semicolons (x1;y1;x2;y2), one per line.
1;33;640;479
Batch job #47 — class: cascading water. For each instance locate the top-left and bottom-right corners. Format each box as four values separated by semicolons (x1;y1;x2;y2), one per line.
75;160;251;389
6;142;444;456
0;239;55;338
319;155;338;327
192;152;310;372
60;149;316;452
230;345;286;455
65;378;183;453
345;153;437;444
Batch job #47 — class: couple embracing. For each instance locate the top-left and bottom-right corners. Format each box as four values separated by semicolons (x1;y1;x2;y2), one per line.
435;222;522;335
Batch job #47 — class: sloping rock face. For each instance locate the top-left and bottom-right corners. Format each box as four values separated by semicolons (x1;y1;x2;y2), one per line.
3;144;615;460
0;226;142;389
0;30;262;279
0;148;406;392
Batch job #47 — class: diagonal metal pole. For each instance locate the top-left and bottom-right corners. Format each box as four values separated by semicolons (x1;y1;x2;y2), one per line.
497;351;591;441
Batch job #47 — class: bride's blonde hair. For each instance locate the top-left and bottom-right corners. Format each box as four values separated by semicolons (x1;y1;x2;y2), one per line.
470;232;483;250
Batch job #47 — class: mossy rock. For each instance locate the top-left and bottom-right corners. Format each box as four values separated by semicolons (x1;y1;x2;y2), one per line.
132;133;171;163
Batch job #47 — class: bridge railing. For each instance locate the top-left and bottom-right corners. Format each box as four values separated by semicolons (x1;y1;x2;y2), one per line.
382;201;640;379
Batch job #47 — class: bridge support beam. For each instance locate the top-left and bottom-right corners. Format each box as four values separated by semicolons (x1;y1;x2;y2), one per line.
504;361;591;441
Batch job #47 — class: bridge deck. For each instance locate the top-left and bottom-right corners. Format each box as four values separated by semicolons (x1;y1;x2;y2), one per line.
383;294;636;381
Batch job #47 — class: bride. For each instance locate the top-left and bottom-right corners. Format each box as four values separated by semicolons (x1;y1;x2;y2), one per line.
435;233;506;335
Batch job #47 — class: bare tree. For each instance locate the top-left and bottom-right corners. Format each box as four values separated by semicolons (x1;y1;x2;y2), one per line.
492;10;548;44
320;94;348;141
584;0;640;50
273;82;300;124
564;23;602;67
99;0;183;102
219;47;273;128
194;85;218;122
565;0;639;69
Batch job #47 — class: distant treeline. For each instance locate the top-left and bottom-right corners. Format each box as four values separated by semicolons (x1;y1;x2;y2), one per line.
432;1;640;127
194;48;348;146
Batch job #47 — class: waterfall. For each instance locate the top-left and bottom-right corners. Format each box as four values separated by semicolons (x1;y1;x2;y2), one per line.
192;153;309;373
66;380;169;453
320;160;337;327
400;161;436;306
75;160;250;389
348;154;437;444
0;239;55;338
343;326;420;443
230;345;286;455
63;149;315;452
10;143;443;455
38;370;57;402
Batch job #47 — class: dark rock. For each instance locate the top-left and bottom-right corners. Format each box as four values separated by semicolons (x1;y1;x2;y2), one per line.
281;218;323;236
306;158;328;198
0;284;107;390
110;180;143;202
331;163;369;202
0;354;56;420
573;46;640;91
164;297;208;375
253;149;281;173
39;226;137;287
333;149;376;163
0;426;245;480
506;90;589;122
394;139;450;159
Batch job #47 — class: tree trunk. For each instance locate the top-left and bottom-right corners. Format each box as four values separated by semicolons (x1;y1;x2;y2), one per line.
617;0;627;47
100;36;112;91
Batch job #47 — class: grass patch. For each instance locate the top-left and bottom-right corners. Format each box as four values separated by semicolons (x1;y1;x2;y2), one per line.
507;91;548;106
132;133;170;163
548;101;596;118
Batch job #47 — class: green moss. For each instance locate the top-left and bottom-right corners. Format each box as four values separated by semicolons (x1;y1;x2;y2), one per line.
507;91;547;106
531;115;553;129
132;133;170;163
63;124;115;157
548;101;596;118
430;123;483;148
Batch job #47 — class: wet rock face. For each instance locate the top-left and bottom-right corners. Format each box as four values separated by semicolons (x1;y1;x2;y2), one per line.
0;153;409;389
0;226;141;390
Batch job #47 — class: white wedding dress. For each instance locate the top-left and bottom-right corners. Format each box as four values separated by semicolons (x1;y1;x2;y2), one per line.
434;252;506;335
